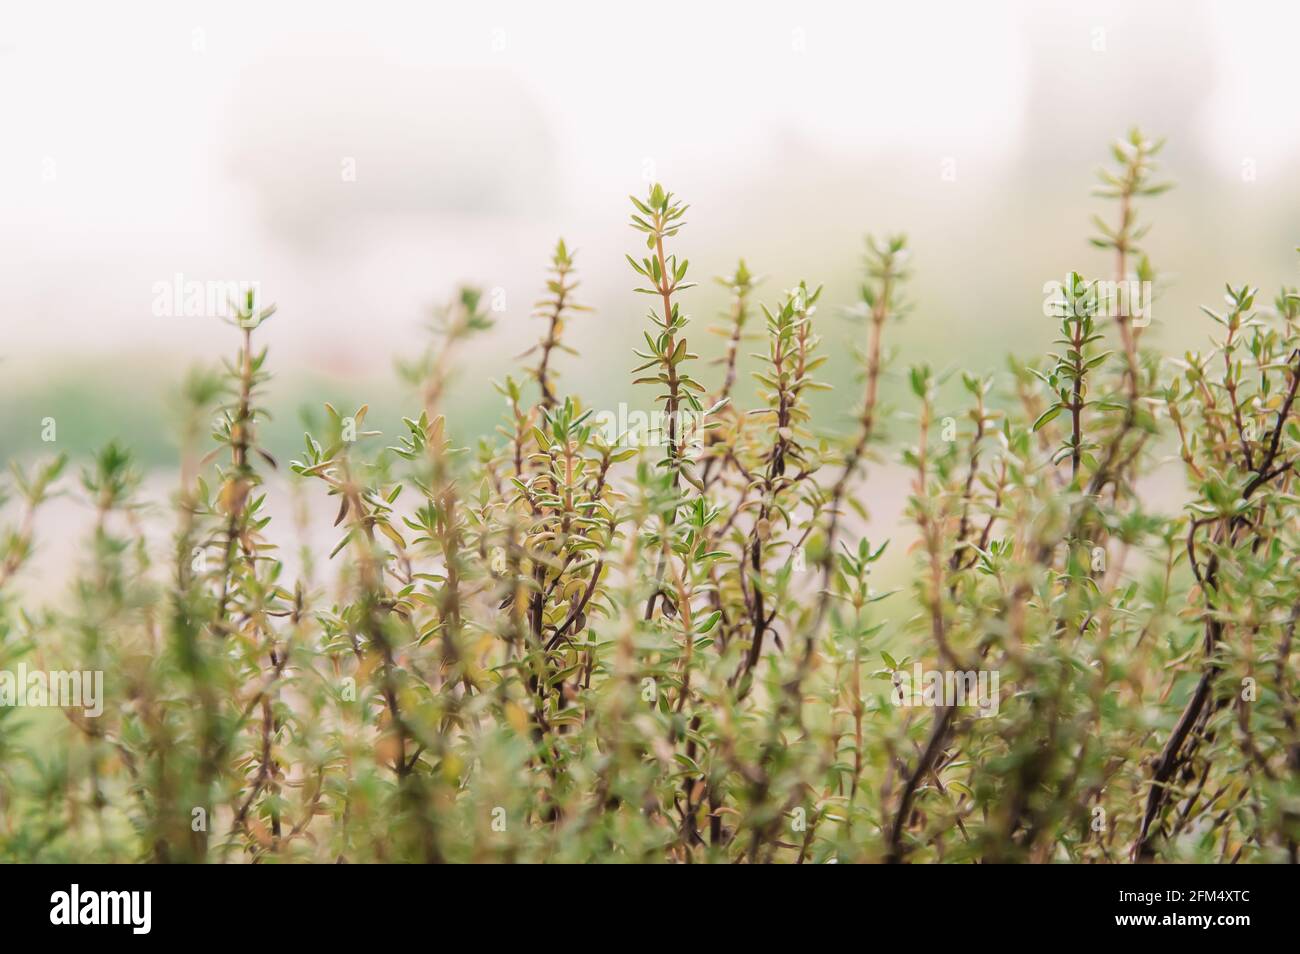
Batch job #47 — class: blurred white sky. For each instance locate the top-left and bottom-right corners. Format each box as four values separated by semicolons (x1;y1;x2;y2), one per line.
2;0;1299;382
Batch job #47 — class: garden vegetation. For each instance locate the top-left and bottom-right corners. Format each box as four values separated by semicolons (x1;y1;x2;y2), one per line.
2;130;1298;863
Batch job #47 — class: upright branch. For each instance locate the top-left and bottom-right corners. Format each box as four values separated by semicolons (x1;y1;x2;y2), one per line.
736;282;825;690
1090;128;1170;387
202;294;288;858
1034;271;1109;481
709;260;757;410
804;235;908;661
395;287;495;711
527;239;587;409
211;293;277;631
627;183;701;617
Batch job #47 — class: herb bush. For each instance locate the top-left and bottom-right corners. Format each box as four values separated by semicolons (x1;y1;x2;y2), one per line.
2;130;1299;863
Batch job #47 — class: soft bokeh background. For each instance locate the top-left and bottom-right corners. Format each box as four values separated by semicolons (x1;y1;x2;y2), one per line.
3;0;1299;591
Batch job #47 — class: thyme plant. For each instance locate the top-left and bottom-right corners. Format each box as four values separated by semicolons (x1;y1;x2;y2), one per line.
1;131;1298;863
